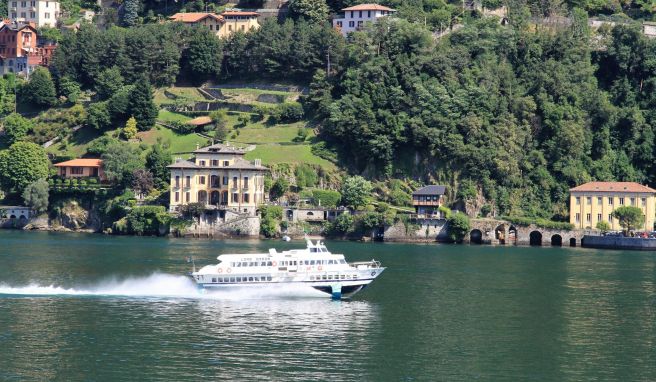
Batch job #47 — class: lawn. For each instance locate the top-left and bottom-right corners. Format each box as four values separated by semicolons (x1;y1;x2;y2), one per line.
46;126;103;158
245;143;336;170
137;125;209;154
230;123;312;144
158;109;192;123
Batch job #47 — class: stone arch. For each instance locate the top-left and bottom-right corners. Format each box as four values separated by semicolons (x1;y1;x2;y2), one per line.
495;224;506;244
10;214;16;219
551;234;562;246
470;229;483;244
529;231;543;246
210;191;220;204
198;190;208;204
569;238;576;247
508;225;517;245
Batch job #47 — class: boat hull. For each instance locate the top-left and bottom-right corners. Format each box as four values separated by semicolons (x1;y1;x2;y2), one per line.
193;270;383;299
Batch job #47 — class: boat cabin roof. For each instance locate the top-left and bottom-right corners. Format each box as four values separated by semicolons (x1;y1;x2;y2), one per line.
217;239;335;261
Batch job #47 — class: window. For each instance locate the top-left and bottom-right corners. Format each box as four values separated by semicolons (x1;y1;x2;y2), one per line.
44;12;49;18
175;176;180;187
243;177;249;189
357;21;363;27
575;197;580;205
642;198;646;207
212;278;216;283
597;197;602;205
609;214;613;223
21;1;25;6
209;25;213;30
630;197;635;206
349;21;355;27
241;25;245;31
359;10;362;17
175;192;179;202
199;176;205;185
185;192;190;202
46;0;49;6
337;21;342;27
597;213;602;222
11;2;16;6
30;11;35;17
586;197;592;204
71;167;84;175
228;25;232;31
243;194;249;203
609;198;614;205
223;161;229;166
575;213;580;223
232;193;239;203
586;213;591;223
212;160;218;166
222;176;228;185
619;197;624;205
185;176;191;187
199;160;206;166
233;176;238;186
20;12;25;17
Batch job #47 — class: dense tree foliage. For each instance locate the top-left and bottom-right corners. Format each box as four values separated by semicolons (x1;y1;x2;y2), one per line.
2;113;32;146
101;143;144;186
309;17;656;219
611;206;646;232
289;0;330;22
22;179;49;213
0;142;49;192
146;143;172;188
340;176;372;209
22;67;57;108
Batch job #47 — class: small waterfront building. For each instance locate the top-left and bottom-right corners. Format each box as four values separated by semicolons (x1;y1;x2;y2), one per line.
0;205;32;219
167;143;268;215
644;21;656;38
168;11;260;39
412;185;446;218
332;4;396;36
8;0;60;27
569;181;656;230
54;158;106;181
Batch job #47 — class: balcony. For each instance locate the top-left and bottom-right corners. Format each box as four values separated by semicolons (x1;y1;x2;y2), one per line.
412;200;441;207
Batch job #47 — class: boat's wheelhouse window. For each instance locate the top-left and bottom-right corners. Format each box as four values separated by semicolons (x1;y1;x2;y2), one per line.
310;276;314;280
267;261;273;266
260;261;267;266
340;260;346;264
322;275;327;280
341;275;346;279
242;262;249;267
248;277;254;282
212;278;217;282
267;276;272;281
328;275;333;280
310;248;318;253
249;262;256;266
230;277;236;282
310;260;316;265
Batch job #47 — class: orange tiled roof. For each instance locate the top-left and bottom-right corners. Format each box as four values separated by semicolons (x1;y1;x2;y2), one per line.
342;4;395;11
570;182;656;193
169;12;223;23
221;11;259;16
54;159;103;167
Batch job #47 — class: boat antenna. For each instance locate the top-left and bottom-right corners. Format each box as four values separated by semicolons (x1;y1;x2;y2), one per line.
187;256;196;273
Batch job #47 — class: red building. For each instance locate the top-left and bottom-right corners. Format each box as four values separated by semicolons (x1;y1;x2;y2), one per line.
0;20;56;75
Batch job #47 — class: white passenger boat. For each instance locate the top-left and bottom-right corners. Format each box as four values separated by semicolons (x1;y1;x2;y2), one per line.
189;239;385;299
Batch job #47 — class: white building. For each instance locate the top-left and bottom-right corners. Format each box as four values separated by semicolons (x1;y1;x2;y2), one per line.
8;0;60;28
332;3;396;36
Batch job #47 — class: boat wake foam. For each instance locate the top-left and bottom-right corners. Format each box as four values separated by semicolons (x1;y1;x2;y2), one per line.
0;273;327;300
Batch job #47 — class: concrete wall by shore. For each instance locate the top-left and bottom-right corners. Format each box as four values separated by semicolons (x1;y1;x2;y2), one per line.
582;235;656;250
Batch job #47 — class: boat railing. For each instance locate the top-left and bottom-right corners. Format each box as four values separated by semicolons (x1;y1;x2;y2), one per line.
349;260;381;269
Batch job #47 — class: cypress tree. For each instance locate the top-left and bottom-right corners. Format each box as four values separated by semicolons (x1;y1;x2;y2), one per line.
122;0;139;27
129;76;157;131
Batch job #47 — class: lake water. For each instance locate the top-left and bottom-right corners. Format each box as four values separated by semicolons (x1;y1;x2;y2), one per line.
0;231;655;381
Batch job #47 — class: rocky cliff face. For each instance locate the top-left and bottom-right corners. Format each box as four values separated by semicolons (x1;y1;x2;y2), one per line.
19;200;102;232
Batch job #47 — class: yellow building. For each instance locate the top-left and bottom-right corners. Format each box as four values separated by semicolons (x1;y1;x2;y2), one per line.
569;182;656;230
168;143;268;215
168;11;260;38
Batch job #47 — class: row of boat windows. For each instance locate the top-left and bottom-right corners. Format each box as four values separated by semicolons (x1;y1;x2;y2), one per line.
229;259;347;267
211;276;273;283
310;274;358;281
